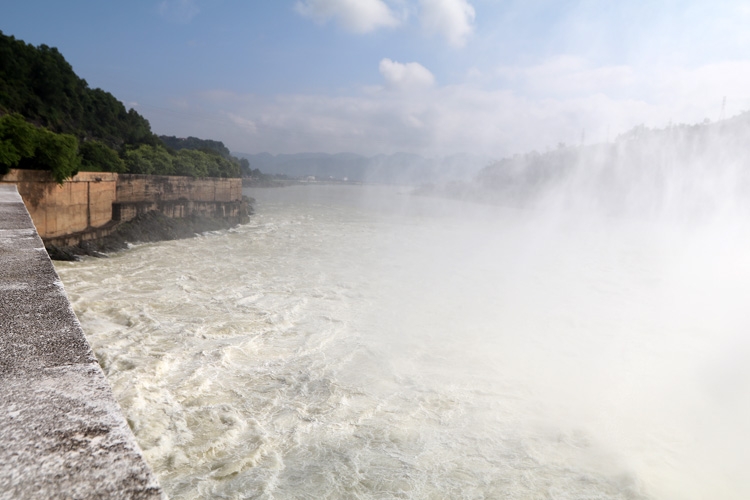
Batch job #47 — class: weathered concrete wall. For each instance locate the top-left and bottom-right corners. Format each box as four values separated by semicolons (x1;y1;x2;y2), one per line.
0;171;247;247
116;174;241;203
113;174;246;224
0;170;117;239
0;185;165;499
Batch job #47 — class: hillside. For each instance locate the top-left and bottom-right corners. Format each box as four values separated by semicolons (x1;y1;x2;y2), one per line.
0;31;240;180
0;30;158;149
467;112;750;216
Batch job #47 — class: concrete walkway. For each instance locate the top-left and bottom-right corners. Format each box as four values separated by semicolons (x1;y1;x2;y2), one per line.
0;185;164;499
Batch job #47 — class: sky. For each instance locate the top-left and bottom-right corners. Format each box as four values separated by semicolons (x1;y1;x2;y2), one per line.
3;0;750;158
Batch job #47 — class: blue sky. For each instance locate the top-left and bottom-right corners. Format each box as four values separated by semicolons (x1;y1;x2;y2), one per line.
3;0;750;157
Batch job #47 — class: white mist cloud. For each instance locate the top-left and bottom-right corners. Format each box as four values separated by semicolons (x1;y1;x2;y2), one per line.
419;0;475;47
497;56;637;98
496;56;750;121
379;58;435;89
226;112;258;134
143;55;750;159
158;0;200;23
294;0;401;33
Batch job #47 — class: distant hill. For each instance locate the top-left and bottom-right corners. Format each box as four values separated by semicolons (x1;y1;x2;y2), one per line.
468;112;750;215
233;151;491;185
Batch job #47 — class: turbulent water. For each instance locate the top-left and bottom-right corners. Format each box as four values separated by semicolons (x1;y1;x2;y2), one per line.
55;185;750;499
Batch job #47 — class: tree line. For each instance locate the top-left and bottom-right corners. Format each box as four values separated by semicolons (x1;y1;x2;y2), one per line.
0;31;243;181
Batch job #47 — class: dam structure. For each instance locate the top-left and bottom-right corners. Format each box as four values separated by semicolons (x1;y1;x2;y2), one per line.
0;185;164;499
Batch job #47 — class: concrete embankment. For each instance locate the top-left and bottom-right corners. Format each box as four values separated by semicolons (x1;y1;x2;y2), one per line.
0;169;249;252
0;185;164;499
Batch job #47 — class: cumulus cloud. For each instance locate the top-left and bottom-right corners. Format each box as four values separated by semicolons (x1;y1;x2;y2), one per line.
419;0;475;47
158;0;199;23
295;0;401;33
379;58;435;89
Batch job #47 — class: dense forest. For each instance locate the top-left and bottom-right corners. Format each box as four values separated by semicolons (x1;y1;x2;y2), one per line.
0;31;241;181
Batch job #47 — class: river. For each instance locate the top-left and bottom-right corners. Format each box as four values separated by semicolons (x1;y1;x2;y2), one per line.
55;184;750;499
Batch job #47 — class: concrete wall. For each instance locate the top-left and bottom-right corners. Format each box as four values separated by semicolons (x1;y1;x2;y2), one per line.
0;170;246;245
113;174;246;223
0;170;117;239
0;185;165;499
116;174;241;203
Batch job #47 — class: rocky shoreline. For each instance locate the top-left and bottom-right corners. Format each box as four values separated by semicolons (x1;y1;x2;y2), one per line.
47;207;252;261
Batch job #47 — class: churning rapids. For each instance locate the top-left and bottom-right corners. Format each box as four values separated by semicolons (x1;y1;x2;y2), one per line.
55;185;750;499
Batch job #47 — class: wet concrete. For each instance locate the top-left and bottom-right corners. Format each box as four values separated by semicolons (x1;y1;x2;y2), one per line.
0;185;165;499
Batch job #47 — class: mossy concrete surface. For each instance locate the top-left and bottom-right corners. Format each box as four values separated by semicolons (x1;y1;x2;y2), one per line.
0;185;165;499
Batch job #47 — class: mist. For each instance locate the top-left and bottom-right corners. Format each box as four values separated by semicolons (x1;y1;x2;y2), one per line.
399;111;750;498
58;127;750;497
16;0;750;497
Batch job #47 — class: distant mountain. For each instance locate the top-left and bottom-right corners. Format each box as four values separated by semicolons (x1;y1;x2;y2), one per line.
233;151;491;185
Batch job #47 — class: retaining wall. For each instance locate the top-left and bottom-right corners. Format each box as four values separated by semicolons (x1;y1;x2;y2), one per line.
0;170;247;247
0;170;117;239
113;174;246;223
0;184;165;499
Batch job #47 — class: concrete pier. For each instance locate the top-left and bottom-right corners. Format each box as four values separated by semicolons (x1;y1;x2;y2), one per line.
0;185;164;499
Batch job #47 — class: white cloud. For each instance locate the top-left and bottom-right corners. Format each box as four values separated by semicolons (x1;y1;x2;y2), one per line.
419;0;475;47
295;0;400;33
226;113;258;134
379;59;435;89
495;56;750;120
143;58;750;159
158;0;199;23
497;56;637;98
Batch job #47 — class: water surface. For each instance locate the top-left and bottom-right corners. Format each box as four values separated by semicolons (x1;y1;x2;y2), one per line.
56;185;750;499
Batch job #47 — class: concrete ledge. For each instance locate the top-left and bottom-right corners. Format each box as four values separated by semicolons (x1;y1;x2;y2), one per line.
0;185;165;499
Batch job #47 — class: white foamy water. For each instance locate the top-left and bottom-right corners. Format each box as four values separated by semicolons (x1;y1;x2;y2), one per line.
55;185;750;499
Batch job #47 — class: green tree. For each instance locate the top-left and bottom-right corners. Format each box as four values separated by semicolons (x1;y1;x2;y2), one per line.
174;149;208;177
124;144;175;175
27;128;81;183
0;113;37;174
79;140;126;173
0;113;80;183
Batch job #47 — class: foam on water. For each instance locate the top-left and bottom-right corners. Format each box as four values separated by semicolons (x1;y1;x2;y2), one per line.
56;185;750;499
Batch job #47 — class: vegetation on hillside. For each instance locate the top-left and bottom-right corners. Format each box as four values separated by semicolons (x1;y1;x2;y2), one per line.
160;135;232;158
123;144;240;177
0;113;80;183
0;31;242;180
468;112;750;214
0;30;158;149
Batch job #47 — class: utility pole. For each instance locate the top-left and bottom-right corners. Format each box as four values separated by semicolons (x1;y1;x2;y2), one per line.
720;96;726;121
